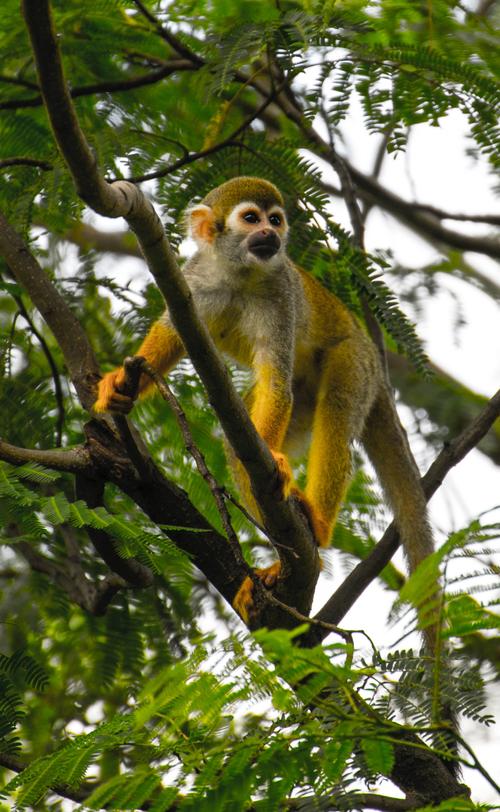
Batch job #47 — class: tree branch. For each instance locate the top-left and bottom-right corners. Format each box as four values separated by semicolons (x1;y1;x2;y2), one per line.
0;157;52;170
22;0;320;624
411;202;500;227
0;209;100;411
323;173;500;260
0;60;195;111
282;792;415;811
15;537;125;615
131;0;204;66
11;288;65;445
0;438;91;472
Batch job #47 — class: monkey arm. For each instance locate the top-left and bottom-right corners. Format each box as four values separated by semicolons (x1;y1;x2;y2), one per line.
228;355;295;622
93;320;184;413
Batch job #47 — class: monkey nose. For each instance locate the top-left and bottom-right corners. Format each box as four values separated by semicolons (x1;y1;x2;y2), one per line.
248;230;280;259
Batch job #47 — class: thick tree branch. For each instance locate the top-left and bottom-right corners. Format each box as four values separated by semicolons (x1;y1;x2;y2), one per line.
62;221;143;257
22;0;320;624
15;538;125;615
307;388;500;641
0;210;100;411
282;792;415;811
324;174;500;260
0;438;91;472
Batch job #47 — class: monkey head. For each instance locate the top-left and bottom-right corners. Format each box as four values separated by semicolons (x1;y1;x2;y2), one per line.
187;176;288;268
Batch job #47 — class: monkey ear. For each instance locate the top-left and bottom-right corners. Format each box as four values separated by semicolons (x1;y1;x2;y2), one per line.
187;204;216;246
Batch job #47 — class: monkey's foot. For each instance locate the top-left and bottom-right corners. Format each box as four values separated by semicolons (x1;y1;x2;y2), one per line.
290;488;331;548
93;368;134;414
233;561;282;623
270;450;293;497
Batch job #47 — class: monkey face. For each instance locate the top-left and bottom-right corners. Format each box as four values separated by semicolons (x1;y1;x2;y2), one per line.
224;202;288;267
187;193;288;271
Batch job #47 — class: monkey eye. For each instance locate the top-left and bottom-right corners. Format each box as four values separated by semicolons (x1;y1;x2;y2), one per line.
269;213;282;226
242;211;260;224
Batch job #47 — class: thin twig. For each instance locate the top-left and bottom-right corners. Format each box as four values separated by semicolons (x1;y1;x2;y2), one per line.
131;0;204;65
12;290;65;445
126;79;288;184
132;357;242;557
0;157;53;171
360;128;393;226
266;592;353;642
0;60;194;112
411;202;500;226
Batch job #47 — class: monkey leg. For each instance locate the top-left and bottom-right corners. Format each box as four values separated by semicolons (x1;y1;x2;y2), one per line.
303;341;378;547
302;413;351;548
225;440;286;622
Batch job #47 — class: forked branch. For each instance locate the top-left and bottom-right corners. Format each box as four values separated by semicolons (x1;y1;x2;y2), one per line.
21;0;320;620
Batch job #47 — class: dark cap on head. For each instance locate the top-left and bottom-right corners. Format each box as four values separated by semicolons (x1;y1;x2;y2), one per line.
202;177;284;219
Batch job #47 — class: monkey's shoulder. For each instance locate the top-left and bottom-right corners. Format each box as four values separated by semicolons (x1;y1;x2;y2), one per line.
292;265;363;339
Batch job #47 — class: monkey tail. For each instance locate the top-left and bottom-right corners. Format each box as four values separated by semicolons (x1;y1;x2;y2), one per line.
362;386;434;575
362;385;459;775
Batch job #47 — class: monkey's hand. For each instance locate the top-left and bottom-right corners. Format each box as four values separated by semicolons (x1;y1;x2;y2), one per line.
290;487;331;548
93;368;135;415
233;562;281;623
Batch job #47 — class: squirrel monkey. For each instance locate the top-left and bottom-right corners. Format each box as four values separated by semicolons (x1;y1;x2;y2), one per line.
94;176;435;623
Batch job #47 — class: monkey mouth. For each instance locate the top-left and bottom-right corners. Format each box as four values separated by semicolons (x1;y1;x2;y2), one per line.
248;243;279;260
247;230;281;261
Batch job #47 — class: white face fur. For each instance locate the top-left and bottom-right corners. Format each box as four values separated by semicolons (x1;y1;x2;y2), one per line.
223;201;288;268
225;201;287;236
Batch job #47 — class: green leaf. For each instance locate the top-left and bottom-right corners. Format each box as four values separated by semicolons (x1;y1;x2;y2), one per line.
446;595;500;638
41;492;71;525
361;737;395;776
